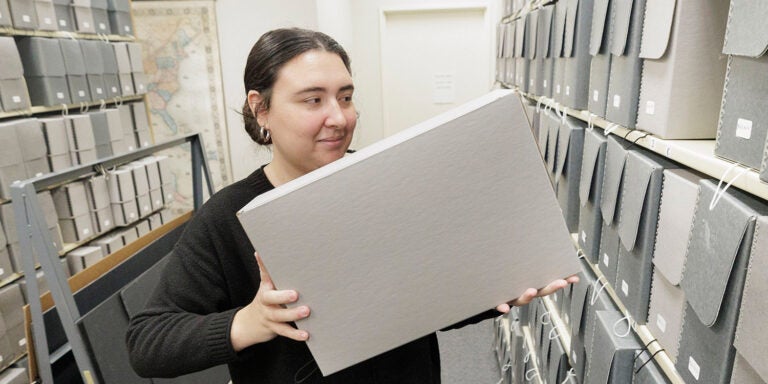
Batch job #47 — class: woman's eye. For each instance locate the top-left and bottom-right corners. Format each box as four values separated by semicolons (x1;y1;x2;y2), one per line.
305;97;321;104
340;95;353;103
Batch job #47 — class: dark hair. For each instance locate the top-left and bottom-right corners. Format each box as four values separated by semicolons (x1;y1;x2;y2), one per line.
242;28;352;145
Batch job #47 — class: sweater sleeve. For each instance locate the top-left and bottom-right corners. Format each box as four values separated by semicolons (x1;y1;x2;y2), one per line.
126;210;243;378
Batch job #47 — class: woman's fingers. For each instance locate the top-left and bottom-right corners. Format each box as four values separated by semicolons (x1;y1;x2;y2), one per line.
264;304;311;323
271;322;310;341
260;288;299;306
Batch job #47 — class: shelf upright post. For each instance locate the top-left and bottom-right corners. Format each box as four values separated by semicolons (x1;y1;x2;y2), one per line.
11;182;100;384
190;134;214;210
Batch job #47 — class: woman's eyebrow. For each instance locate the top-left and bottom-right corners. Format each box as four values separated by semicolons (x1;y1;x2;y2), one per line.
294;84;355;96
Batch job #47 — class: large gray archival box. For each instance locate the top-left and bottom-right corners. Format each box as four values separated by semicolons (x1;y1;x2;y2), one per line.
237;90;581;375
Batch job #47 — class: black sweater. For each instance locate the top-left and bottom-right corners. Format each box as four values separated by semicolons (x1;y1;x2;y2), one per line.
126;166;495;383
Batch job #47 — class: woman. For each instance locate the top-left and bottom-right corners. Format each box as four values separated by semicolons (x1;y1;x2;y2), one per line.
126;27;575;383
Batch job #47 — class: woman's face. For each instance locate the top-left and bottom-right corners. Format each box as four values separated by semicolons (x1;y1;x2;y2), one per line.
255;49;356;178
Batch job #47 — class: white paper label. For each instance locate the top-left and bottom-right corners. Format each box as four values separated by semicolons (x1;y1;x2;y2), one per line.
129;212;136;219
613;94;621;108
0;355;3;363
603;253;609;267
144;205;150;212
78;90;86;97
96;87;103;95
656;314;667;333
112;86;118;93
84;21;90;28
572;352;577;364
99;22;106;30
12;95;21;103
689;356;700;380
139;84;145;91
0;12;3;19
83;228;90;235
125;25;130;32
0;268;4;275
35;172;43;177
19;338;26;347
593;90;599;102
155;199;162;206
566;86;571;96
125;85;132;91
553;293;558;302
556;85;561;94
167;193;173;200
22;14;30;22
646;101;655;115
143;141;149;146
104;220;111;227
736;118;753;139
529;79;534;87
59;19;67;27
564;313;569;324
57;92;64;99
621;280;629;296
543;80;548;88
581;230;587;243
44;17;52;25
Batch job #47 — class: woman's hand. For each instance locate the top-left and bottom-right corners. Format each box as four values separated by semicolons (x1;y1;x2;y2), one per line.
230;252;311;352
495;274;580;313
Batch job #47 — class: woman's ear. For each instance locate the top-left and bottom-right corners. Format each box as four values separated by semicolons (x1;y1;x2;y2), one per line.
247;90;266;126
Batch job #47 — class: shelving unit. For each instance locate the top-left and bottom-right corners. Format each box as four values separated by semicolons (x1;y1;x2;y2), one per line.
0;27;134;41
11;132;213;384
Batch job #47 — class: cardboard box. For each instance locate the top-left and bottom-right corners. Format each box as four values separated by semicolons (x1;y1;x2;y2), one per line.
85;175;110;210
37;190;58;229
0;283;25;326
149;188;163;212
513;17;529;92
544;111;560;183
636;0;729;139
715;1;768;170
41;116;71;155
0;0;12;27
647;267;685;363
135;129;151;148
0;37;23;80
66;114;95;151
538;5;555;98
18;269;47;303
587;0;615;117
146;212;161;230
117;103;137;150
730;353;766;384
597;135;632;286
561;0;594;110
131;101;150;131
119;225;137;244
0;204;16;246
107;168;135;203
7;0;38;29
550;0;567;103
16;37;66;77
135;219;150;237
52;181;89;218
555;116;584;233
136;193;151;218
71;4;94;33
58;38;89;102
13;119;48;175
0;78;31;111
59;213;93;243
108;9;131;36
159;208;172;224
90;0;109;34
66;245;102;273
126;163;149;195
34;0;57;31
80;40;106;98
584;310;641;383
106;108;128;155
90;233;122;256
91;206;113;234
0;248;13;282
633;349;669;383
111;200;138;226
237;90;581;375
733;216;768;383
132;72;147;94
605;0;647;128
577;128;607;263
676;180;768;384
53;3;73;31
0;366;25;384
615;150;679;324
527;9;541;95
25;75;71;106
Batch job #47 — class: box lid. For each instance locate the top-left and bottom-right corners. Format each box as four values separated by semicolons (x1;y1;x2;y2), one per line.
568;267;591;337
733;216;768;382
79;40;105;74
586;310;641;383
610;0;635;56
653;168;702;285
600;135;630;225
638;0;676;59
0;37;24;79
526;10;539;60
589;0;611;56
681;180;768;327
538;5;554;59
617;150;676;252
579;128;607;207
556;116;585;179
58;38;87;76
16;36;66;77
722;1;768;58
552;0;568;58
563;0;579;58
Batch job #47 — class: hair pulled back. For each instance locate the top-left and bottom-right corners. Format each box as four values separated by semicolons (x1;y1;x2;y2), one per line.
242;28;352;145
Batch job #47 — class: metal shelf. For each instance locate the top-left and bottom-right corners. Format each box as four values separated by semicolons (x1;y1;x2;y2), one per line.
0;94;145;121
0;27;134;41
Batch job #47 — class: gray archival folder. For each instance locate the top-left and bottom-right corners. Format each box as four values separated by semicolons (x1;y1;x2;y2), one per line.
237;89;580;375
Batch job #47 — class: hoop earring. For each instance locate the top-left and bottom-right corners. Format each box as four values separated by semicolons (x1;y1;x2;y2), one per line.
260;126;270;142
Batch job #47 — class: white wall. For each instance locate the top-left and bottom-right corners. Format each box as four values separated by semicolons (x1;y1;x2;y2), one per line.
216;0;319;181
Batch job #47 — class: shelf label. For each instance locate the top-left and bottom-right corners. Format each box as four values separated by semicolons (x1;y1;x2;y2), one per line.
57;92;64;100
529;79;534;87
125;25;131;32
543;79;548;88
593;90;599;102
645;100;656;115
112;86;118;93
613;94;621;108
129;212;136;219
0;268;4;275
104;220;111;227
736;118;753;139
566;86;570;96
621;280;629;296
688;356;701;380
656;314;667;333
99;23;106;30
556;85;561;94
12;95;21;104
19;338;26;347
603;253;609;267
79;90;86;97
59;19;67;27
22;14;30;23
44;17;52;25
96;87;103;95
84;21;91;28
83;228;90;235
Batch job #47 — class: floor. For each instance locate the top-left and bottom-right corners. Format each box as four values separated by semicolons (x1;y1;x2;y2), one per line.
439;318;500;384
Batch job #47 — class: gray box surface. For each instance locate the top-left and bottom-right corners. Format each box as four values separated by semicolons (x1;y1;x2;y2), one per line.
238;90;581;375
577;128;607;263
17;37;66;77
561;0;594;110
587;0;614;117
555;116;584;233
636;0;729;139
604;0;646;128
66;245;102;273
597;135;631;285
584;310;641;383
8;0;38;29
730;353;765;384
25;75;70;106
0;78;31;111
0;37;24;80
